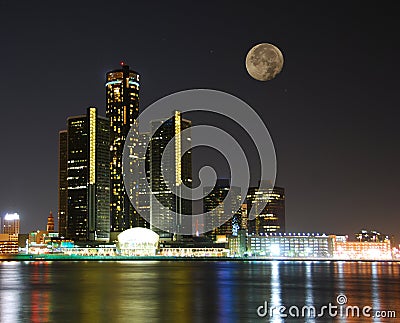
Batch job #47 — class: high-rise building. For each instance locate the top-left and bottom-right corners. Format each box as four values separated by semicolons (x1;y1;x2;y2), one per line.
47;211;55;233
59;107;110;242
149;111;192;239
106;63;140;232
246;186;285;235
137;132;150;227
58;130;68;237
2;213;20;235
203;179;242;241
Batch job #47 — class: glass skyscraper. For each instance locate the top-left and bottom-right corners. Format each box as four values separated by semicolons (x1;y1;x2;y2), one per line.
59;107;110;242
58;130;68;238
246;186;285;235
203;180;242;241
106;64;141;232
149;111;192;239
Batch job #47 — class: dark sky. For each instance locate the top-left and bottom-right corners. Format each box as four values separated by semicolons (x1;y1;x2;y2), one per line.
0;1;399;237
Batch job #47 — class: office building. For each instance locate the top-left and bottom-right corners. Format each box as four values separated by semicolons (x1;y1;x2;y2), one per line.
2;213;20;235
203;180;242;241
246;186;285;235
149;111;192;239
247;233;333;258
106;63;141;232
137;132;151;226
58;130;68;237
59;107;110;241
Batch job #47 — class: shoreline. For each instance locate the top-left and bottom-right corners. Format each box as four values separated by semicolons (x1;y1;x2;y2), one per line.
0;254;399;263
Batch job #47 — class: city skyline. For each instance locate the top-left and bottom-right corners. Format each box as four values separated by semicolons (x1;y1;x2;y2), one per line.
0;1;399;237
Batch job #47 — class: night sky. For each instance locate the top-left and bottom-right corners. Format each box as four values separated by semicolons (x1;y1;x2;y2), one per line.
1;1;399;237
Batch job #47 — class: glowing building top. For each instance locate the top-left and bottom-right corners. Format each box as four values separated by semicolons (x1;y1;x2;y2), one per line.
4;213;19;221
3;213;20;235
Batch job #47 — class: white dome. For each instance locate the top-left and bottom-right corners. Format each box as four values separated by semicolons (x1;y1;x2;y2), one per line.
118;227;159;245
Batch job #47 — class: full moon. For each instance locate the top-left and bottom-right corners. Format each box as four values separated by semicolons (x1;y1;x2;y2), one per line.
245;43;284;81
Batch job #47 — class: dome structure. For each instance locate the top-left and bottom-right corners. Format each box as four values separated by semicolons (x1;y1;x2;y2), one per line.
117;227;159;256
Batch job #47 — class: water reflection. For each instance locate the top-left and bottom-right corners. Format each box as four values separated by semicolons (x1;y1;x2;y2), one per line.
304;262;315;323
0;261;399;322
268;261;283;322
31;262;52;322
0;262;22;323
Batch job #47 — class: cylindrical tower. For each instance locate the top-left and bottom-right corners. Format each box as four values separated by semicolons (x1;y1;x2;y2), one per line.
106;63;140;233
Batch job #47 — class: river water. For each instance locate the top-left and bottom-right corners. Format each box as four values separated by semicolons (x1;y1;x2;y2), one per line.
0;261;398;322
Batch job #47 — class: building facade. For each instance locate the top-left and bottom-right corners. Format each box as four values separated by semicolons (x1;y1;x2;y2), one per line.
47;211;55;233
333;240;392;260
137;132;151;226
203;180;242;241
355;229;390;242
228;229;247;256
59;107;110;242
106;64;141;232
58;130;68;237
2;213;20;235
247;233;333;258
149;111;192;239
246;186;285;235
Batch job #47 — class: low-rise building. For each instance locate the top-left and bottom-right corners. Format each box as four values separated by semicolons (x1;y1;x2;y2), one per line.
247;233;334;258
117;227;159;256
0;233;19;254
333;240;392;260
228;229;247;256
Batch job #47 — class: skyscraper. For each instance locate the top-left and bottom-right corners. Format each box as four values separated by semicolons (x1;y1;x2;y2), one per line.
58;130;68;237
106;64;140;232
137;132;151;227
246;186;285;235
149;111;192;239
203;180;242;241
59;107;110;242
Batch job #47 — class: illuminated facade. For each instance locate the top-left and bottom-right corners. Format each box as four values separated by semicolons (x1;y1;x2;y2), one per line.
0;241;19;254
58;130;68;237
228;229;247;256
149;111;192;239
246;186;285;235
117;227;159;256
2;213;20;235
59;107;110;242
247;233;333;258
159;247;229;257
355;229;390;242
47;211;55;233
333;240;392;260
203;180;242;241
106;64;141;232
